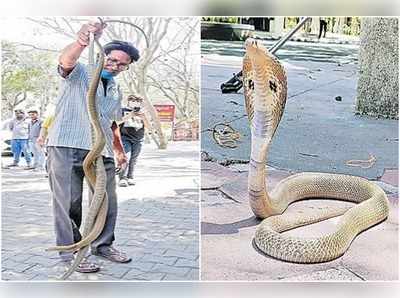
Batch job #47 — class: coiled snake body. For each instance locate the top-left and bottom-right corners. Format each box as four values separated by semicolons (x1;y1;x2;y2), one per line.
243;38;389;263
47;37;108;279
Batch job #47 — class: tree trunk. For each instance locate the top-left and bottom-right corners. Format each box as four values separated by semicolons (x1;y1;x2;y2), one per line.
310;17;320;35
355;18;399;119
272;17;284;36
333;17;345;34
136;55;168;149
139;80;168;149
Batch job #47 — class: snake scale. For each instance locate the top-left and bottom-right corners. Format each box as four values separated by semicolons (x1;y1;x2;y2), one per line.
47;36;109;279
243;38;390;263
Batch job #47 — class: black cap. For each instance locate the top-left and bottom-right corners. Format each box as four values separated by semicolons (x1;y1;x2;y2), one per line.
104;40;140;63
127;95;143;101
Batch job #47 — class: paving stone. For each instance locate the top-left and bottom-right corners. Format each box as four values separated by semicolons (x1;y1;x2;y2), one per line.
124;238;148;247
151;264;191;276
122;268;148;280
219;167;292;204
134;272;166;281
387;194;399;225
2;259;36;273
162;273;191;281
164;249;198;260
7;254;36;263
23;262;70;280
201;161;241;189
185;244;200;253
280;267;362;281
155;243;189;252
201;189;237;209
30;274;51;281
380;169;399;187
126;261;156;272
1;251;15;261
186;268;199;280
175;258;199;268
143;242;176;256
99;264;131;279
24;255;61;267
2;271;32;281
139;254;178;266
373;181;399;195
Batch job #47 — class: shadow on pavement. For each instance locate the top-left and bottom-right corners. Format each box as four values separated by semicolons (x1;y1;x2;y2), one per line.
201;216;259;235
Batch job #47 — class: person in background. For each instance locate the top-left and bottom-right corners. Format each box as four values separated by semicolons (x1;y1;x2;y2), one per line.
37;114;55;147
6;109;32;169
37;114;55;178
319;18;328;39
26;109;45;171
117;95;149;187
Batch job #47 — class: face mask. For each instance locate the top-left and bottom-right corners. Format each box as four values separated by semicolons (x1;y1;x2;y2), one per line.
101;70;116;80
128;101;142;112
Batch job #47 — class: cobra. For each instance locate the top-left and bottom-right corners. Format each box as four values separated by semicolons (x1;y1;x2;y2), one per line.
243;38;390;263
47;36;109;279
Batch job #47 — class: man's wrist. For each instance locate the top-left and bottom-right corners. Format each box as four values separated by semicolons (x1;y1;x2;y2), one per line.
75;40;87;48
114;148;124;154
113;145;125;155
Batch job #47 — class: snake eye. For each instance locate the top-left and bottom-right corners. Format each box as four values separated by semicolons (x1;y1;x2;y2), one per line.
269;81;277;93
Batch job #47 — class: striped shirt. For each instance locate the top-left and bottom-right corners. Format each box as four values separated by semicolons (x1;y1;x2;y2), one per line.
47;63;122;158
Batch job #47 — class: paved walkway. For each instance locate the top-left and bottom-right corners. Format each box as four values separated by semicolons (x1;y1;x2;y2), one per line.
201;161;398;281
1;141;199;281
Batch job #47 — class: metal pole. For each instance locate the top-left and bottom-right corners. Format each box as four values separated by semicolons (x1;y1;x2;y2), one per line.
269;17;311;54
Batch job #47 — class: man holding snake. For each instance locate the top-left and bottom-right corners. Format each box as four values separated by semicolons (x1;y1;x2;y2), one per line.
47;21;139;273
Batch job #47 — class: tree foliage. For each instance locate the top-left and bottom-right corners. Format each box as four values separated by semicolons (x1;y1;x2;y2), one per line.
2;41;58;119
22;17;199;148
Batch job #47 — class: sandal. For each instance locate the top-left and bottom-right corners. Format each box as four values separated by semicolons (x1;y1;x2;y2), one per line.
63;259;100;273
93;246;132;263
75;261;100;273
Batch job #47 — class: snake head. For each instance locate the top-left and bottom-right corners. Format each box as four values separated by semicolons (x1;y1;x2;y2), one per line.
245;38;271;62
245;38;264;50
243;38;288;140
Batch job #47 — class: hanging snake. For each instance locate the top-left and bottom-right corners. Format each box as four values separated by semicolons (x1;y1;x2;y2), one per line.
243;38;390;263
47;35;109;279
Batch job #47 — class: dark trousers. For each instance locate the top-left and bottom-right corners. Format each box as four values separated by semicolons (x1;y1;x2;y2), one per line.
47;146;118;261
119;139;143;180
319;20;327;38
